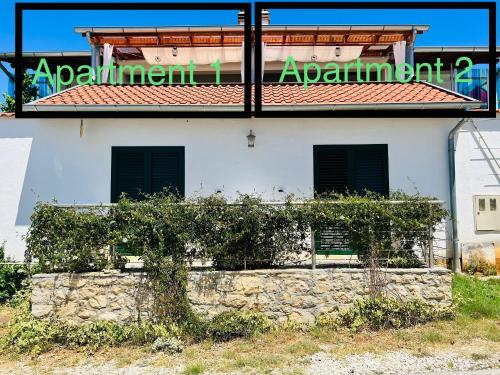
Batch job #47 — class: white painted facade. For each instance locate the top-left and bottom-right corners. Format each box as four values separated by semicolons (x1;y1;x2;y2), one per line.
0;115;497;263
455;117;500;263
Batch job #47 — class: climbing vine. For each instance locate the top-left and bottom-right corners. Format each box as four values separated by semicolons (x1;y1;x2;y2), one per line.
25;191;447;321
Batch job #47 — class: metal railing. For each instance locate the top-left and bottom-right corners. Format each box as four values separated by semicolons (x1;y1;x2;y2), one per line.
53;200;447;269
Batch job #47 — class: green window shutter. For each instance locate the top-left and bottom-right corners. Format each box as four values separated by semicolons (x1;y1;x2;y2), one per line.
313;144;389;254
315;148;349;195
111;146;185;203
112;149;145;202
314;145;389;196
150;149;185;196
352;146;389;196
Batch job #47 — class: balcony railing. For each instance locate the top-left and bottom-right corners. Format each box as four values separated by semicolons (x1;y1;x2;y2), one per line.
53;200;447;269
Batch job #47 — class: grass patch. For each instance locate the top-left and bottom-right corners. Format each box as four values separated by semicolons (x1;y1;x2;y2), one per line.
453;275;500;319
421;331;445;343
285;340;321;356
183;362;205;375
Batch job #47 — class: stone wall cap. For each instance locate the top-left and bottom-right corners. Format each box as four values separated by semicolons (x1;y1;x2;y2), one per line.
32;267;450;279
188;267;451;276
32;270;148;278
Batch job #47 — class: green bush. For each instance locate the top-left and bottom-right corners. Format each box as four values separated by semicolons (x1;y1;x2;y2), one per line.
305;191;447;266
1;307;277;354
25;202;125;273
0;265;28;304
109;194;196;323
26;192;446;275
191;194;309;270
208;311;274;342
333;297;454;331
386;256;423;268
110;193;193;262
151;337;184;353
0;242;29;304
1;313;181;355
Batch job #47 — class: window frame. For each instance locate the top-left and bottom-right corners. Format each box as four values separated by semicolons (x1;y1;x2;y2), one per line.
111;146;185;202
313;144;389;255
313;144;389;197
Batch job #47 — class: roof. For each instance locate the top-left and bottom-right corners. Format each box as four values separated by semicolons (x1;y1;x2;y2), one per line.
0;51;90;59
76;25;429;34
414;46;500;64
80;25;427;53
415;46;500;53
24;82;481;112
0;51;90;71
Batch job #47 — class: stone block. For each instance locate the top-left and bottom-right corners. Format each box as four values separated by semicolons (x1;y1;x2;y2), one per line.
88;295;107;309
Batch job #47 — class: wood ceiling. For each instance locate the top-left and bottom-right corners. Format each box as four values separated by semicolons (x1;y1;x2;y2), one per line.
85;28;420;60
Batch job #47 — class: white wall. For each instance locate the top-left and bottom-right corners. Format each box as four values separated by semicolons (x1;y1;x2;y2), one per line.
455;118;500;253
0;116;457;261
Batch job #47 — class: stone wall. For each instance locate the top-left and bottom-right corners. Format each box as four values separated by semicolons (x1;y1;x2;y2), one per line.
31;268;452;325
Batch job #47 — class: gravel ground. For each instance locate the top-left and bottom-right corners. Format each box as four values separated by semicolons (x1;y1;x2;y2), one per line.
306;351;500;375
2;350;499;375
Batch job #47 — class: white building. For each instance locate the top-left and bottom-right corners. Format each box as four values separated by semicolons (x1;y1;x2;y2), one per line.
0;22;499;271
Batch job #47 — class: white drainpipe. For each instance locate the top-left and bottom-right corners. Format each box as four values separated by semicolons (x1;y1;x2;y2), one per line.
448;117;469;273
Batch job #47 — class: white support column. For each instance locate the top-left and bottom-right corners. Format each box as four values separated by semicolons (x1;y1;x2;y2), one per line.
406;27;417;70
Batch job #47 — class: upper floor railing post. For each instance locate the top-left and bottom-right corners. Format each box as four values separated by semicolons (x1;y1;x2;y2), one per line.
428;224;435;268
311;229;316;270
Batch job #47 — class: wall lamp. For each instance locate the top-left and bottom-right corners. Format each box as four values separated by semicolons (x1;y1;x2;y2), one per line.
246;130;256;147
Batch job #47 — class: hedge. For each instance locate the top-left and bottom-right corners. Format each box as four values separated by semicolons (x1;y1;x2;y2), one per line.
25;191;447;274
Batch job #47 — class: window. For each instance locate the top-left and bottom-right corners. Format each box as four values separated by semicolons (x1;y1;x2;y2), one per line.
313;144;389;196
313;144;389;255
490;198;497;211
111;146;185;202
479;198;486;211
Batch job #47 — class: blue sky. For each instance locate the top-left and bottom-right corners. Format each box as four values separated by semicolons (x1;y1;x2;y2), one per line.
0;0;496;100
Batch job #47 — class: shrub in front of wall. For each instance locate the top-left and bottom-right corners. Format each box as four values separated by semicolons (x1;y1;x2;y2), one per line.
0;241;5;260
464;253;497;276
386;256;423;268
191;194;310;270
0;264;28;304
2;308;274;354
208;311;274;342
25;202;124;273
335;297;455;332
1;312;181;355
110;193;197;324
151;337;184;353
0;242;29;304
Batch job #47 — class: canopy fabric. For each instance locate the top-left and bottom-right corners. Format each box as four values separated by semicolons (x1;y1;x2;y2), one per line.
101;43;114;83
393;41;407;80
142;45;364;67
142;46;242;66
264;45;363;63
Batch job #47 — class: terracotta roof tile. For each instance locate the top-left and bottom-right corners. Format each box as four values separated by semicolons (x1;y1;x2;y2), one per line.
30;82;476;108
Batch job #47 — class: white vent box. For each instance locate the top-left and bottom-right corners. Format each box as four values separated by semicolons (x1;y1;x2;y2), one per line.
474;195;500;231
